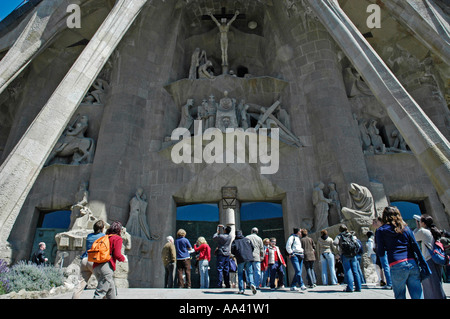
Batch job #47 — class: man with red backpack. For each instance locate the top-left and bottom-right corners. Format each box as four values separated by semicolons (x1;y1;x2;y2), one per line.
91;221;128;299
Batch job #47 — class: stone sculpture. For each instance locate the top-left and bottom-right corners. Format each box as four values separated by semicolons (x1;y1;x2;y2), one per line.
215;91;239;132
45;114;95;166
198;60;215;79
126;187;154;240
177;98;195;131
367;119;386;154
341;183;376;224
207;9;239;68
389;129;409;153
327;182;344;223
69;181;90;230
313;181;332;232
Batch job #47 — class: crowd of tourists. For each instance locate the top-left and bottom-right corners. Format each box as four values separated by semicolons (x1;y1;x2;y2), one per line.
160;206;448;299
32;206;447;299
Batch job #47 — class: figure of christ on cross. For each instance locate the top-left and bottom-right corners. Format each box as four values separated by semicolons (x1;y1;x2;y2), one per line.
207;9;240;68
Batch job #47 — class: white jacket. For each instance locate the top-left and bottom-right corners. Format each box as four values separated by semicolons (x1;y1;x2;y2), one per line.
286;234;303;255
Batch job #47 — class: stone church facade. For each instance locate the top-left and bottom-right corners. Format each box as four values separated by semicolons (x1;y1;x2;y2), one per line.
0;0;448;287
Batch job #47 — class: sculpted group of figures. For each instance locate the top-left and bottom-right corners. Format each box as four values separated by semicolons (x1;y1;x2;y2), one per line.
176;91;302;146
313;182;377;234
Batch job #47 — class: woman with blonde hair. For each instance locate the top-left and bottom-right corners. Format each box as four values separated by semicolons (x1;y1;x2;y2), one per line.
194;236;211;288
376;206;430;299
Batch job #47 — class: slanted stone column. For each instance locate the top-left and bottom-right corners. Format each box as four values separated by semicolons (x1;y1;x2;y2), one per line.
0;0;93;95
0;0;148;260
306;0;450;215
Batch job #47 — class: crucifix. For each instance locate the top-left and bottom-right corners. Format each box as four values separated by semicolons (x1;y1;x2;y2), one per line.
204;8;245;72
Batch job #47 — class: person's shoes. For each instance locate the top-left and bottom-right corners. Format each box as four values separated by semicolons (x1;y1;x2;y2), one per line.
383;285;392;290
290;286;300;291
237;291;244;294
343;288;353;292
251;285;257;295
301;285;307;291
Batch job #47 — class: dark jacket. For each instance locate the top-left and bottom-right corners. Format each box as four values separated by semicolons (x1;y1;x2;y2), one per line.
213;232;232;256
231;231;254;264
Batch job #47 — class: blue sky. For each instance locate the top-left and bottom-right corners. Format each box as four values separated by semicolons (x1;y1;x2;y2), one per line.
0;0;25;22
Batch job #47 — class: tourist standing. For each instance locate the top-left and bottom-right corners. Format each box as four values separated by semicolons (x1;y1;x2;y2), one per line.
161;235;176;288
261;238;270;287
376;206;430;299
286;228;306;291
414;214;446;299
93;221;127;299
73;220;105;299
246;227;264;288
366;231;381;283
262;237;286;290
355;237;366;284
194;236;211;288
317;229;338;285
231;230;257;295
334;224;362;292
175;229;194;288
301;229;317;288
213;225;232;288
373;217;393;289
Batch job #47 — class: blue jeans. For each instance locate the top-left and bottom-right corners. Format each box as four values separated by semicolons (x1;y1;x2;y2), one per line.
304;260;317;286
261;268;269;287
356;255;366;284
237;262;255;292
342;255;362;291
250;261;261;287
320;252;338;285
379;253;392;287
289;254;305;288
216;254;230;288
269;261;285;288
198;259;209;288
390;259;423;299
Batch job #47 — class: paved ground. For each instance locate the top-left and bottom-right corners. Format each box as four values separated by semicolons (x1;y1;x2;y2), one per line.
51;282;450;299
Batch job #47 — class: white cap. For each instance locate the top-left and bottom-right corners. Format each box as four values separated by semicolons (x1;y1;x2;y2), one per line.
413;214;421;222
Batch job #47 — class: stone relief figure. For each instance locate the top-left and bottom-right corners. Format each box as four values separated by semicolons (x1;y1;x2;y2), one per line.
341;183;376;224
207;9;240;67
358;118;372;153
69;181;90;230
343;67;373;98
206;95;217;129
367;119;386;154
327;182;344;223
45;115;95;166
312;181;332;232
177;98;195;131
216;91;239;131
82;78;109;105
389;129;409;153
198;60;215;79
126;187;154;241
189;48;208;79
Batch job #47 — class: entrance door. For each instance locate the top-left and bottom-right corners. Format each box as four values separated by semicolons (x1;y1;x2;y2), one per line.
31;210;71;265
176;204;219;288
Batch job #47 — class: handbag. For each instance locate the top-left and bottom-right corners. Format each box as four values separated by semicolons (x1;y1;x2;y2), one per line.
229;258;237;272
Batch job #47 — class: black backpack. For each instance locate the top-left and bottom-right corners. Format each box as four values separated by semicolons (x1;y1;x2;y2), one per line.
339;232;360;257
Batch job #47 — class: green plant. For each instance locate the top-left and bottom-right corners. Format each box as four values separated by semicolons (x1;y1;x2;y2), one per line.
0;259;10;295
3;261;65;293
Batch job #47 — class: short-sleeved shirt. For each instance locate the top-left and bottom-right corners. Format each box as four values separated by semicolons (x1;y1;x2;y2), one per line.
175;236;192;260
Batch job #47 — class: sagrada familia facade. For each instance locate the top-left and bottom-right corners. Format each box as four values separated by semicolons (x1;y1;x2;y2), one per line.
0;0;448;287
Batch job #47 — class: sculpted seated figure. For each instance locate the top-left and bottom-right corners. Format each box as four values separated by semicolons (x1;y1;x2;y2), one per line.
341;183;376;227
45;115;95;166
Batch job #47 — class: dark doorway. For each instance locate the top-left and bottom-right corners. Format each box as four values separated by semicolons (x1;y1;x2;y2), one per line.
176;204;219;288
31;210;71;265
237;65;248;78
